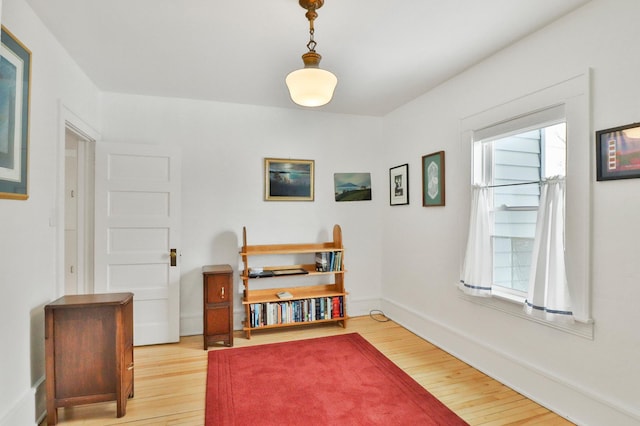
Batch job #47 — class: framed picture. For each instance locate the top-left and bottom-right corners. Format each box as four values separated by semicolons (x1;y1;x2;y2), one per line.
0;26;31;200
422;151;445;207
389;163;409;205
264;158;314;201
334;173;372;201
596;122;640;181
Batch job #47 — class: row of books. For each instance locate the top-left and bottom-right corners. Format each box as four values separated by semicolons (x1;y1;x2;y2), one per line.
315;251;343;272
248;296;345;328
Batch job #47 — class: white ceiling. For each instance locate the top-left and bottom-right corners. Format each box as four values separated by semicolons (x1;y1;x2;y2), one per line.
25;0;590;116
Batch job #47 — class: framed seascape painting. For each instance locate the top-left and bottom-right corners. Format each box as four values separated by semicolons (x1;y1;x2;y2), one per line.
0;26;31;200
264;158;314;201
422;151;445;207
334;173;372;202
389;163;409;205
596;122;640;181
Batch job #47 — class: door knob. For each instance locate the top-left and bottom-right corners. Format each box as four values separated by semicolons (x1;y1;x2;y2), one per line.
170;249;177;267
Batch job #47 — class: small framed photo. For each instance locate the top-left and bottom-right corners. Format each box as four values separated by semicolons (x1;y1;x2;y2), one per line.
596;123;640;181
334;173;372;202
389;164;409;205
264;158;314;201
422;151;445;207
0;26;32;200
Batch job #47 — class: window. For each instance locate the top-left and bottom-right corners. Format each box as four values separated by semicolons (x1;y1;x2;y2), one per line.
459;73;593;337
473;121;566;298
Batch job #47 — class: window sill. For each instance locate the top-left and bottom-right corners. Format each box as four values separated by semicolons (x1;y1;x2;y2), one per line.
458;289;594;339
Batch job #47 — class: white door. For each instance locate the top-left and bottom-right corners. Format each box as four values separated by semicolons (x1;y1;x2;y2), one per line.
95;142;181;346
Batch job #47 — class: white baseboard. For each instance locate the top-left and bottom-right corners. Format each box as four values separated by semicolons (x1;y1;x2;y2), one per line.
346;296;382;318
180;312;201;336
34;377;46;425
381;297;640;426
0;386;37;426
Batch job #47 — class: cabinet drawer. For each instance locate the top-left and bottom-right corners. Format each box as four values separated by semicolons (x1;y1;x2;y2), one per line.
206;306;230;334
205;274;230;303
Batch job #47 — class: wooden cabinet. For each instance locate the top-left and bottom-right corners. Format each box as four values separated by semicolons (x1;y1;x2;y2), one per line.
202;265;234;349
44;293;134;425
240;224;347;339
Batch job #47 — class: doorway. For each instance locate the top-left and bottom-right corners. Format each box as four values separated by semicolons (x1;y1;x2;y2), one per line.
64;126;95;295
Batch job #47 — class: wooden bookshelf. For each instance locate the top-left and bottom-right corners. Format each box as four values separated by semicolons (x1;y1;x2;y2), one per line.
240;225;348;338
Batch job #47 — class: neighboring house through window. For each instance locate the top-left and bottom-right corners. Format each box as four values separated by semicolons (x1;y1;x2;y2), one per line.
473;118;566;299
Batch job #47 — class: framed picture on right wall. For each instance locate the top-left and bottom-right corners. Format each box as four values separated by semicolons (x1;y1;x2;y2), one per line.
389;163;409;205
422;151;445;207
595;122;640;181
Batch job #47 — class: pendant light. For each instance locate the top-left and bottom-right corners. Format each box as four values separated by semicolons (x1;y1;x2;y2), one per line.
285;0;337;107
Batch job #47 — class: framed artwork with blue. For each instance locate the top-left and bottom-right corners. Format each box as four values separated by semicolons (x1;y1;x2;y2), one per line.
1;26;31;200
264;158;314;201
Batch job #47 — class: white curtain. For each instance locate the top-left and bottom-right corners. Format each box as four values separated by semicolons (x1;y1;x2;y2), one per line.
524;177;573;321
459;186;493;296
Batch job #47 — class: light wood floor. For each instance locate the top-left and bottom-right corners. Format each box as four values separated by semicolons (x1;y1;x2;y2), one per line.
43;315;573;425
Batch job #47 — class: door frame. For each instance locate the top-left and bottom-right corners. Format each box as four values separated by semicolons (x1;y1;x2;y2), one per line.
56;102;101;297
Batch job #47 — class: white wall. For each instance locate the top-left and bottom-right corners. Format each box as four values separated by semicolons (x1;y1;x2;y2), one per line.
0;1;102;425
100;94;385;335
381;0;639;424
3;0;639;424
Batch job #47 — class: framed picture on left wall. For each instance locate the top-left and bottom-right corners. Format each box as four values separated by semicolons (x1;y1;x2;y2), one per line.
0;26;31;200
264;158;315;201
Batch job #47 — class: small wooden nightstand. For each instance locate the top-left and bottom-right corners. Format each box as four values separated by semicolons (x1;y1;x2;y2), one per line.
202;265;234;349
44;293;134;425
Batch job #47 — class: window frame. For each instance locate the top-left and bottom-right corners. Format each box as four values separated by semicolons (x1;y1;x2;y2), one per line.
475;120;566;299
459;73;593;338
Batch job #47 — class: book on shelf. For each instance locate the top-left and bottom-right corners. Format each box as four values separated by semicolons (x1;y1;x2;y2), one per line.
316;251;343;272
276;291;293;299
247;296;344;328
315;252;329;272
332;296;340;318
335;251;342;271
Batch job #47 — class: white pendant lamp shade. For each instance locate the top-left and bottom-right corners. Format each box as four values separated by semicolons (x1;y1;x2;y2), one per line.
286;67;337;107
286;0;337;107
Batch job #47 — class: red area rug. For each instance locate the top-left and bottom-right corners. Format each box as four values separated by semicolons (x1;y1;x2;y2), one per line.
205;333;468;425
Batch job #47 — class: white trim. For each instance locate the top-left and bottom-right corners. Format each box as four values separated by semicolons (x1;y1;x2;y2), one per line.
381;296;640;426
0;387;35;426
459;71;593;326
461;72;587;131
33;375;46;426
180;312;202;336
63;131;96;295
56;102;101;298
473;104;565;142
458;290;593;339
345;295;382;318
